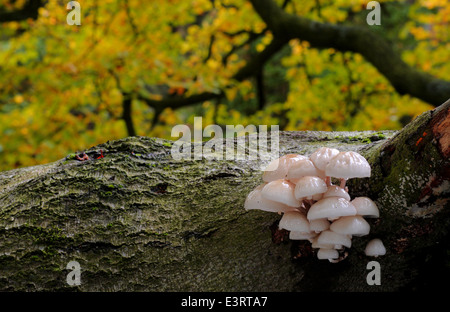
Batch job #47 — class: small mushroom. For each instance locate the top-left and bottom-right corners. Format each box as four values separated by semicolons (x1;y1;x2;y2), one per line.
309;147;340;171
279;211;310;233
261;179;301;207
309;147;340;186
317;248;339;261
365;238;386;257
244;184;297;213
294;176;328;200
352;197;380;218
325;151;371;189
263;154;308;182
311;238;335;249
309;218;330;233
317;230;352;248
287;159;325;182
322;185;351;201
307;197;357;221
311;236;336;249
329;215;370;236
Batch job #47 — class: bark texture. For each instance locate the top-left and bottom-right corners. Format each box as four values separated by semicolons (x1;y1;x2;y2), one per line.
0;101;449;292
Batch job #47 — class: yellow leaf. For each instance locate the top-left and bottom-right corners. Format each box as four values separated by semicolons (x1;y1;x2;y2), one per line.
14;95;24;104
256;43;265;52
226;87;237;101
286;68;297;79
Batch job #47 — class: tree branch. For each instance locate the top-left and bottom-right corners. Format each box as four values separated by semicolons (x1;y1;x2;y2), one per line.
255;68;266;109
134;0;450;122
136;91;224;112
122;92;136;137
221;28;266;66
108;69;136;136
249;0;450;106
204;34;215;62
233;37;289;82
136;35;287;118
136;35;286;115
123;0;139;40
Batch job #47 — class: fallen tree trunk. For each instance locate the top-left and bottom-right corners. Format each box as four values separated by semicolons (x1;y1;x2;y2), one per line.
0;100;448;292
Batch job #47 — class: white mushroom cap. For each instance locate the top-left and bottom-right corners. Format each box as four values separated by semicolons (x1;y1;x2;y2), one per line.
307;197;357;221
352;197;380;218
244;184;297;213
289;231;317;241
261;179;300;207
317;248;339;260
309;218;330;233
325;151;371;179
323;185;351;201
309;147;340;171
365;238;386;257
294;176;328;200
317;230;352;248
330;216;370;236
311;237;335;249
262;154;308;182
279;211;310;232
311;238;334;249
287;159;325;181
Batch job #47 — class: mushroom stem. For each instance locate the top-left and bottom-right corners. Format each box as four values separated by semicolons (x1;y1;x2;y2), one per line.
339;178;347;189
325;176;332;186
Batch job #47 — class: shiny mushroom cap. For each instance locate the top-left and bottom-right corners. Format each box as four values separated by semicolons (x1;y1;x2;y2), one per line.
309;147;340;171
261;179;300;208
262;154;308;182
317;230;352;248
317;248;339;260
287;159;325;182
307;197;356;221
309;218;330;233
311;237;335;249
323;185;351;201
325;151;371;179
352;197;380;218
365;238;386;257
244;184;297;213
330;215;370;236
294;176;328;200
278;211;310;232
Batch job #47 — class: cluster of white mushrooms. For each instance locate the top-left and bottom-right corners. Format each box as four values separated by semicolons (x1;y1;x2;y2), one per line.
245;147;386;262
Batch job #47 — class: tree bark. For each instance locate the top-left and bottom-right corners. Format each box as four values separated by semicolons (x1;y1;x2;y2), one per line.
0;100;448;292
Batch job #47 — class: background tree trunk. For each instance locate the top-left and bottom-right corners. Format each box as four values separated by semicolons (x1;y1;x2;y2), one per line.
0;100;448;292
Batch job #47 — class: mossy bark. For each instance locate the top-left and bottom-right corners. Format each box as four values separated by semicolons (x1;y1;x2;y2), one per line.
0;101;448;292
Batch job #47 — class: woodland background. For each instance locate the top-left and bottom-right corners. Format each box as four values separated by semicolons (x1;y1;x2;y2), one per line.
0;0;449;171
